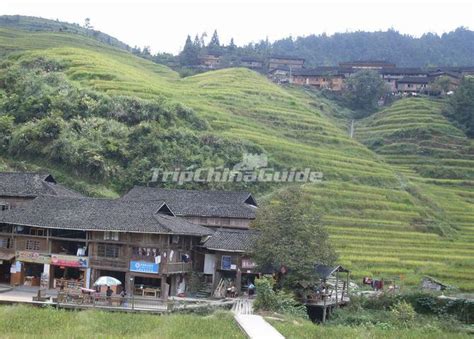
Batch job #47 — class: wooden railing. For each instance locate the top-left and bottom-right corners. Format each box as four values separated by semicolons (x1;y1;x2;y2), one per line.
161;262;193;274
89;257;128;269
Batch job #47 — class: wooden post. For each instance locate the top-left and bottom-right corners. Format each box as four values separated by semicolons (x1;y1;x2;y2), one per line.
346;272;350;299
322;296;327;323
335;271;339;307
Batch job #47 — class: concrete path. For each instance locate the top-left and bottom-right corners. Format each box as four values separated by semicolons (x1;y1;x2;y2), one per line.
232;299;285;339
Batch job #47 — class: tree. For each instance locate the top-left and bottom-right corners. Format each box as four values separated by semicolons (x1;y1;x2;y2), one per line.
228;38;236;52
84;18;93;29
179;35;199;66
142;46;151;56
444;76;474;138
343;69;388;116
432;76;451;95
208;29;220;48
251;186;337;288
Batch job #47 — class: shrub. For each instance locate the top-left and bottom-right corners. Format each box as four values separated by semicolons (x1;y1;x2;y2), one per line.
253;277;308;319
390;301;416;325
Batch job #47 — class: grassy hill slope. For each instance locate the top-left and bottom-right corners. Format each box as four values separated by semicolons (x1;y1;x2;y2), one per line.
0;26;473;290
355;98;474;288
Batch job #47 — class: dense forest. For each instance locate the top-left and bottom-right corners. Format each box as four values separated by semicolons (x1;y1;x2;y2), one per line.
178;28;474;68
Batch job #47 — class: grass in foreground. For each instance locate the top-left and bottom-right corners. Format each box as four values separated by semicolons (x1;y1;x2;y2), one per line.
268;315;471;339
0;306;244;339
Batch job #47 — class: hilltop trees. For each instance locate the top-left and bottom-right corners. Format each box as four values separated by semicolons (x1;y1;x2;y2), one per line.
252;186;337;289
179;35;200;66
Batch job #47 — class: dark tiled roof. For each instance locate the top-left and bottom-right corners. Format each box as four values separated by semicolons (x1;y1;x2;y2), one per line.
340;60;395;67
0;172;82;198
428;71;462;79
381;68;426;75
121;187;257;219
241;57;263;63
0;195;211;236
398;76;430;84
315;264;349;279
270;55;305;61
292;68;343;77
202;228;259;252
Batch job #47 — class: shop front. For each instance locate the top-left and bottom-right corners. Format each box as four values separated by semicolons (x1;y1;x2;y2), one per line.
14;251;51;287
129;260;163;298
0;251;15;284
50;254;90;290
241;257;259;294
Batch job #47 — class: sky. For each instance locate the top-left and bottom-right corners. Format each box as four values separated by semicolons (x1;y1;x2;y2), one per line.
2;0;474;54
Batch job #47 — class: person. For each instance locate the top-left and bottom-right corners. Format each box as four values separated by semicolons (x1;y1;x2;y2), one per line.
120;289;127;307
230;284;237;298
248;282;255;297
106;285;113;305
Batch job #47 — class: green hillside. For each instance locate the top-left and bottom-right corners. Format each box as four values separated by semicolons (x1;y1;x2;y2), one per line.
0;26;473;290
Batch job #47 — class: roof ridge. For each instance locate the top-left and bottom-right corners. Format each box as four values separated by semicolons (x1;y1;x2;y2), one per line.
131;185;252;195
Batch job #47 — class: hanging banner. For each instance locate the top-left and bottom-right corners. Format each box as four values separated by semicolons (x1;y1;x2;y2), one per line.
51;255;89;268
16;251;51;264
130;261;159;274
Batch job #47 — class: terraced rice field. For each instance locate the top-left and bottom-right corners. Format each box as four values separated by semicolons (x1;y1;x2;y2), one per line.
1;27;473;290
354;98;474;290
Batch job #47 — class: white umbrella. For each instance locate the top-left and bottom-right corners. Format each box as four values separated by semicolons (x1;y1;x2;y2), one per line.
93;276;122;286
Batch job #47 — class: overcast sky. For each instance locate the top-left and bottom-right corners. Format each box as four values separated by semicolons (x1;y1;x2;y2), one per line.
2;0;473;54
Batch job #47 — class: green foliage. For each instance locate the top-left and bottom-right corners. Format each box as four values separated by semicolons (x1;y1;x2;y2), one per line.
179;35;200;66
444;76;474;137
343;70;388;115
390;301;416;326
253;277;308;319
0;57;257;187
0;114;13;151
356;292;474;324
252;186;337;288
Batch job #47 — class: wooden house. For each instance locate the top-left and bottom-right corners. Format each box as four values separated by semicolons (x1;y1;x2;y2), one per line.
0;172;81;209
268;66;292;83
268;55;305;71
396;76;430;94
421;276;448;291
121;186;259;297
0;195;210;299
380;68;428;92
240;57;264;69
428;70;462;91
121;187;257;229
200;228;259;297
199;54;221;69
290;68;345;91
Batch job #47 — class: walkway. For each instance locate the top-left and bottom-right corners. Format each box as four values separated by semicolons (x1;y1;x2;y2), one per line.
232;299;285;339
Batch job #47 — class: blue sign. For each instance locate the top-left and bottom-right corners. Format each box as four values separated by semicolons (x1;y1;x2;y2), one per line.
130;261;159;274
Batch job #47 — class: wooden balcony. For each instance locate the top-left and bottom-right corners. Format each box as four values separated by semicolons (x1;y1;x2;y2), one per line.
161;262;193;274
89;257;128;270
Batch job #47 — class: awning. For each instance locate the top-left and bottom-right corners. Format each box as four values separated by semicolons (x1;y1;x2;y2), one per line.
0;252;15;261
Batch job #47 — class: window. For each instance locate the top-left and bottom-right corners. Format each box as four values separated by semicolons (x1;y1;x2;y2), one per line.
29;228;46;236
0;237;10;248
104;231;119;241
97;244;120;258
170;235;180;244
26;240;40;251
0;203;9;211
